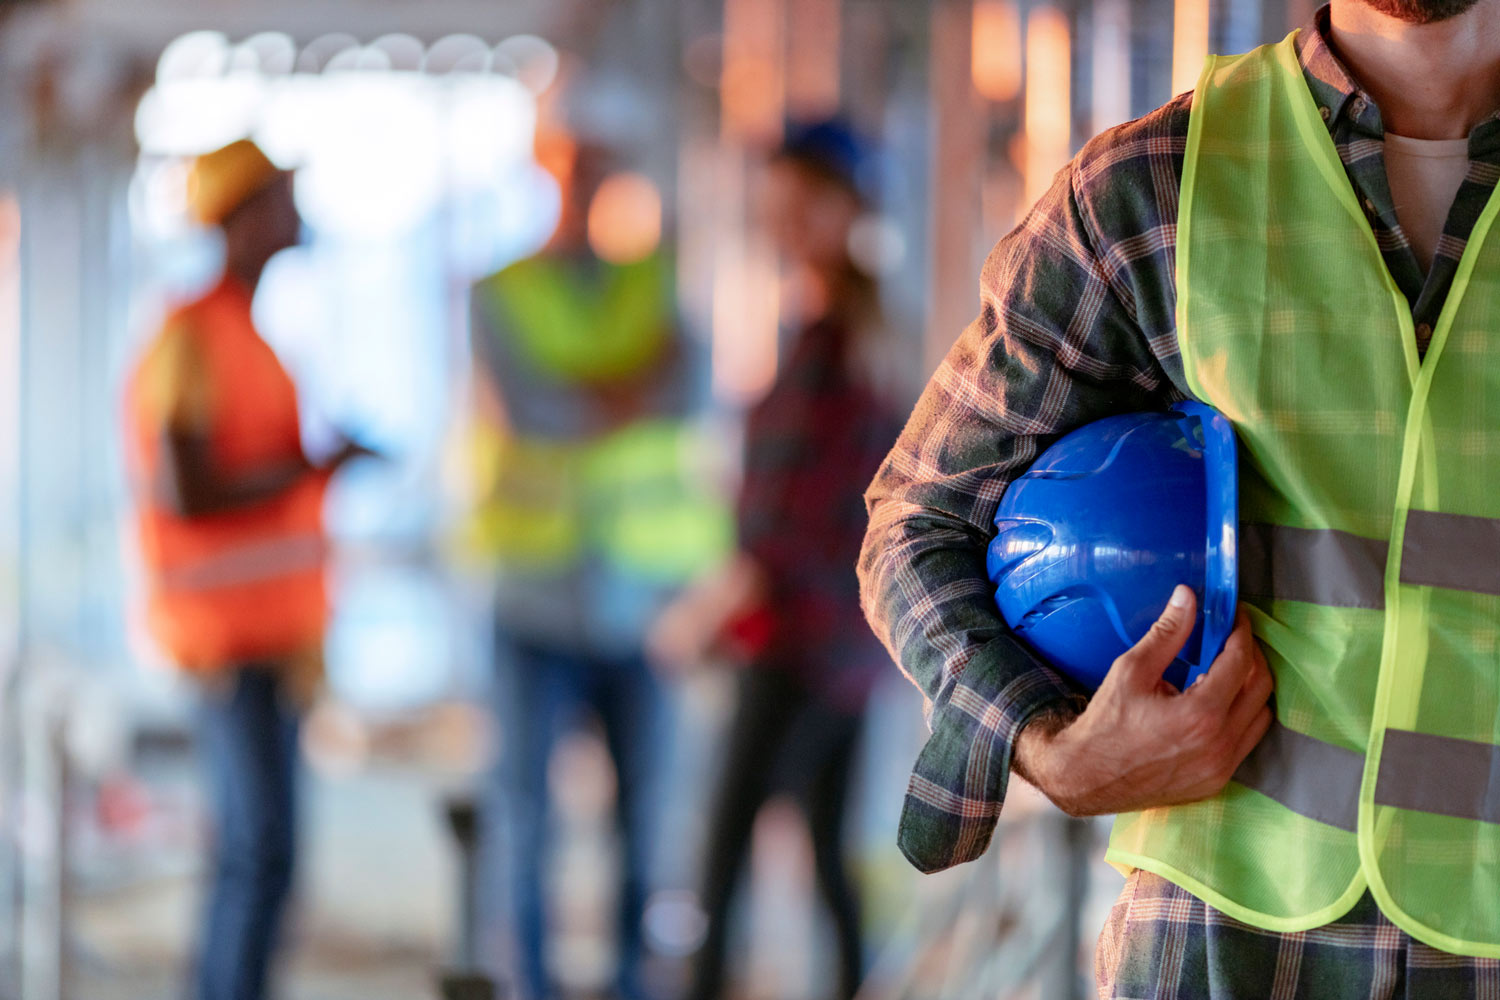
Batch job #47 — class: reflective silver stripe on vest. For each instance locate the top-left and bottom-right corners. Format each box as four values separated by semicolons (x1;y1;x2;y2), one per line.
155;534;324;592
1376;729;1500;825
1233;719;1362;831
1233;721;1500;829
1239;515;1500;605
1400;510;1500;597
1238;523;1388;609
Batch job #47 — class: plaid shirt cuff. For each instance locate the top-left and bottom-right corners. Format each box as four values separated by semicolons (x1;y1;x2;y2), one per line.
897;640;1080;873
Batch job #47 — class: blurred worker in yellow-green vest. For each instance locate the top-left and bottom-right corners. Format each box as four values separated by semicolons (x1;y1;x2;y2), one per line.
464;132;730;1000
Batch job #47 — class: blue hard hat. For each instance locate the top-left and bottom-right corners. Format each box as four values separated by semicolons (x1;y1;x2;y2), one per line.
986;401;1238;692
777;118;879;202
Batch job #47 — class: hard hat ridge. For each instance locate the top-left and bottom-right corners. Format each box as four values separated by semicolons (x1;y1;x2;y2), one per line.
988;402;1239;692
186;139;285;227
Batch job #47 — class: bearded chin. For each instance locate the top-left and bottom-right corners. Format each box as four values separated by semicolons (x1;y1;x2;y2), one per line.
1357;0;1482;23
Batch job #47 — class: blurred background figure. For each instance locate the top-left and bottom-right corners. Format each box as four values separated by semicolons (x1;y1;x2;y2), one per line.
123;139;371;1000
464;125;729;1000
650;119;902;1000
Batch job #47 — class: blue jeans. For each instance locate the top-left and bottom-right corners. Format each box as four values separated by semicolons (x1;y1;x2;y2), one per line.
482;639;665;1000
195;666;300;1000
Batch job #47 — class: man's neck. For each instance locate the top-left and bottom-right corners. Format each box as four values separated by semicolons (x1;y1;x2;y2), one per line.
1328;0;1500;139
224;252;267;294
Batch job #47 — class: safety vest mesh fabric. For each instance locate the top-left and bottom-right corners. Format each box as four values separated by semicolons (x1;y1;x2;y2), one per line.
1106;32;1500;955
465;429;583;570
127;280;327;672
465;418;731;582
467;254;731;582
485;253;671;383
580;420;733;583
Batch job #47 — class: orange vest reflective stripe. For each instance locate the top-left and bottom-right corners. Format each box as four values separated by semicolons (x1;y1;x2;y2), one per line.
126;277;327;671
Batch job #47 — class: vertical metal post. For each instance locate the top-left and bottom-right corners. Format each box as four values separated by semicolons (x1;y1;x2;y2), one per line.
711;0;786;405
1285;0;1321;30
9;173;36;1000
20;702;64;1000
926;0;985;372
785;0;841;119
1038;813;1091;1000
438;796;497;1000
1091;0;1133;135
53;718;70;1000
0;179;25;1000
1063;816;1092;1000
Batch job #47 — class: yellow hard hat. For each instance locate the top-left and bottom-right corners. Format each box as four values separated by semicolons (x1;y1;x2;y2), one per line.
185;139;284;226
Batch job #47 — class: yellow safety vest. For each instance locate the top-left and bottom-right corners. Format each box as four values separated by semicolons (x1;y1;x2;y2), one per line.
1109;31;1500;956
484;253;671;384
466;253;729;582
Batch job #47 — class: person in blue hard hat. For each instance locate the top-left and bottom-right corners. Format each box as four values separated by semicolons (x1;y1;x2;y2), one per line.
860;0;1500;996
651;118;901;1000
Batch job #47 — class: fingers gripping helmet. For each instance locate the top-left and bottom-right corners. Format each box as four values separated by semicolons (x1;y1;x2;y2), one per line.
986;402;1239;691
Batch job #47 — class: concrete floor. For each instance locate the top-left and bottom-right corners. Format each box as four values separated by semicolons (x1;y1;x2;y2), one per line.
52;706;860;1000
40;683;1114;1000
65;761;454;1000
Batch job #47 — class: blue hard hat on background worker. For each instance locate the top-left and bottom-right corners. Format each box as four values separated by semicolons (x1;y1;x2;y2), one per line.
986;401;1239;691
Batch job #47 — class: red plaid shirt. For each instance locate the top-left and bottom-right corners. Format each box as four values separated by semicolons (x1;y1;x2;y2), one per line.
740;315;902;712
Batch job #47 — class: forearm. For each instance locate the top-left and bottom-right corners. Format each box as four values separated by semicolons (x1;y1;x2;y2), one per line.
861;503;1005;698
688;552;767;639
208;459;317;510
1005;598;1275;819
159;431;318;517
858;498;1082;870
858;498;1081;724
861;144;1186;869
1010;703;1079;788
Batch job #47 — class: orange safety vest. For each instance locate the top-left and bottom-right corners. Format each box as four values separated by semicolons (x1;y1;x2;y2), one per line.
126;276;328;671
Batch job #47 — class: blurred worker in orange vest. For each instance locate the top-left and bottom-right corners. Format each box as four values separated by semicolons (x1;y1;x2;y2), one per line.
124;139;370;1000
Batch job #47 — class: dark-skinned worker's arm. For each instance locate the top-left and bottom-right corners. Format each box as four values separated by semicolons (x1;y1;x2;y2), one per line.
143;317;353;518
857;95;1269;874
158;432;324;518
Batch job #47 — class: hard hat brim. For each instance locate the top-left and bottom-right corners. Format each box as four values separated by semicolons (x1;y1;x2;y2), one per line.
1175;400;1240;685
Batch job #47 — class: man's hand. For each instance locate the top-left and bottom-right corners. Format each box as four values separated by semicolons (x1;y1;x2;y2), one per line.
647;553;768;673
327;437;383;470
160;429;316;517
1013;585;1273;817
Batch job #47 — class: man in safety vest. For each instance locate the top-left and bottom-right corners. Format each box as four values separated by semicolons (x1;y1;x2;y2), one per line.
125;139;368;1000
860;1;1500;994
466;137;728;1000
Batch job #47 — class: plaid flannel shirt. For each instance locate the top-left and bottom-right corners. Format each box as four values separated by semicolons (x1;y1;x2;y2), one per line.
858;6;1500;874
1096;870;1500;997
